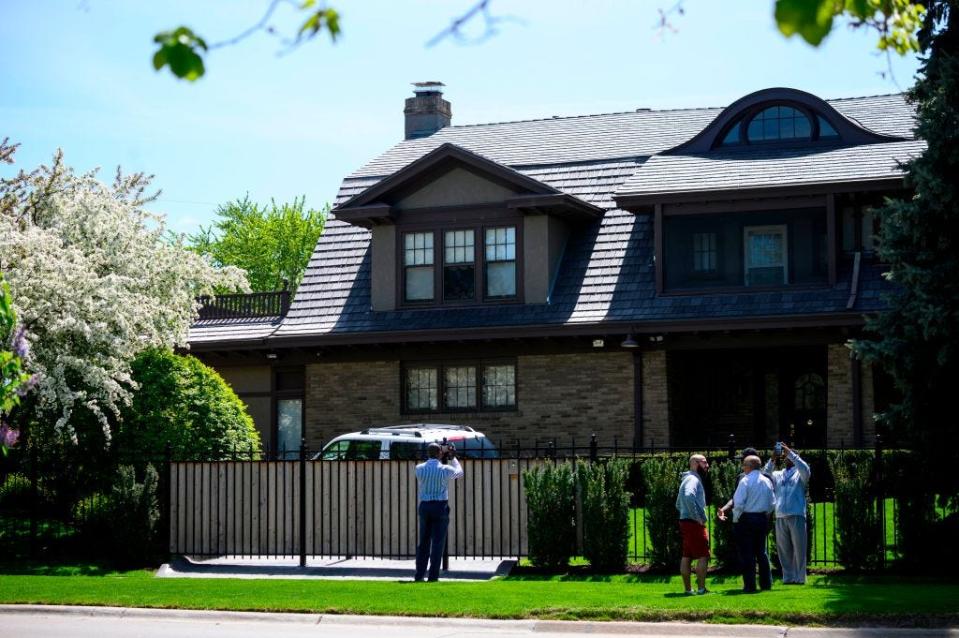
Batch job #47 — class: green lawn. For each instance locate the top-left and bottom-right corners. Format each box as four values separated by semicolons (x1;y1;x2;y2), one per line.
1;566;957;626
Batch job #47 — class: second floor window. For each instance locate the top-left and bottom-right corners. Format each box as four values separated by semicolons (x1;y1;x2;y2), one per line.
692;232;717;273
404;232;434;301
402;225;518;305
744;225;788;286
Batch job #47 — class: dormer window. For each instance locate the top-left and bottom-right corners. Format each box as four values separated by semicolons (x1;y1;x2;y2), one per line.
401;224;520;306
746;106;811;142
716;102;845;148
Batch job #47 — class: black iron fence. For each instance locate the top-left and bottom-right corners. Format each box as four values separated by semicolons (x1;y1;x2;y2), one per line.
2;440;955;568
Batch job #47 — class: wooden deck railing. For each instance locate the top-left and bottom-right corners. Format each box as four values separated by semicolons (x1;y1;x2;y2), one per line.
196;290;291;321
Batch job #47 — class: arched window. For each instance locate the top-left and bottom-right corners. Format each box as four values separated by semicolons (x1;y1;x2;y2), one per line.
747;106;811;142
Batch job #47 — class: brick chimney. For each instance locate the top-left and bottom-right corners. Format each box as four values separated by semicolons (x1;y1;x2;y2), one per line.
404;82;451;140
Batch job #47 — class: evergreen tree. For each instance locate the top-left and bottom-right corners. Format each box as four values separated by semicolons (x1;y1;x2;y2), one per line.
854;1;958;502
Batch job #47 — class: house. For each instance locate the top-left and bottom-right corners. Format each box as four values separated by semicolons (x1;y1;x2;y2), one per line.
188;83;920;455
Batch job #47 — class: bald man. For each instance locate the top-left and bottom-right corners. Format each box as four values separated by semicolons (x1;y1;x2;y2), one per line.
732;455;776;593
675;454;710;595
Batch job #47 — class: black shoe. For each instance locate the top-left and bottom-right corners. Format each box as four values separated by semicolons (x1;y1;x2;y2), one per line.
427;578;438;582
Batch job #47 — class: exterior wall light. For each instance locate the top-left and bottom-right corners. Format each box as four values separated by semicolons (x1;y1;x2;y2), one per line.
620;334;638;348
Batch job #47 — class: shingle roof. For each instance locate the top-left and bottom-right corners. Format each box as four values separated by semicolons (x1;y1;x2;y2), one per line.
616;140;925;200
192;92;915;346
189;316;282;345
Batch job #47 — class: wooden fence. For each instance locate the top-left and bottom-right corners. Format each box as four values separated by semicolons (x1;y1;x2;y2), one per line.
169;458;536;559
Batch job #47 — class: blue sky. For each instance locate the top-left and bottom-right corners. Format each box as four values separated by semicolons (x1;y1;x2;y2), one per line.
1;1;920;234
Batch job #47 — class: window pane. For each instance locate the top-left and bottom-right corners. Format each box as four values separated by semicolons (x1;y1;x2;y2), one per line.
745;227;786;286
486;262;516;297
818;115;838;138
406;266;434;301
721;125;739;146
345;440;381;460
404;232;433;266
444;264;475;300
277;399;302;460
444;230;475;264
389;441;425;461
747;106;811;142
483;365;516;408
445;366;477;409
692;232;717;273
406;367;438;411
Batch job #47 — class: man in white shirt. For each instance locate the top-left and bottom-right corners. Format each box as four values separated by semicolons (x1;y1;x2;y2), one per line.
732;455;776;592
764;443;811;584
414;442;464;582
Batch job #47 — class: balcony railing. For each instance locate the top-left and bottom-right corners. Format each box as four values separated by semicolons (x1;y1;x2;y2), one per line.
196;290;291;321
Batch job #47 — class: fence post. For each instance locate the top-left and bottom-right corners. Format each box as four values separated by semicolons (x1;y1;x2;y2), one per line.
727;433;736;460
299;437;307;568
874;433;884;569
589;433;598;463
163;442;173;562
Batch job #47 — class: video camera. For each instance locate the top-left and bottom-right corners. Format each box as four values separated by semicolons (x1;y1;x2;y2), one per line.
439;437;456;464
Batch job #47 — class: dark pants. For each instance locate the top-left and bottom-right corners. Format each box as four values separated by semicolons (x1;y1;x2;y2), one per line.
415;500;450;581
735;512;772;592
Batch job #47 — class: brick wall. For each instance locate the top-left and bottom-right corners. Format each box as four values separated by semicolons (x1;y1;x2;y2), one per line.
305;352;636;450
862;363;876;441
641;350;669;448
826;343;854;447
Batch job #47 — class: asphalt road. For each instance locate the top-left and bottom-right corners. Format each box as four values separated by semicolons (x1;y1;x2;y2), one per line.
1;607;957;638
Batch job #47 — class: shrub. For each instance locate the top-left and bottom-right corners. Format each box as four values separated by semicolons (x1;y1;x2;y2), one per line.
829;452;881;571
707;459;740;571
115;348;261;461
579;459;630;571
523;461;576;569
74;464;160;566
640;455;686;570
0;472;32;510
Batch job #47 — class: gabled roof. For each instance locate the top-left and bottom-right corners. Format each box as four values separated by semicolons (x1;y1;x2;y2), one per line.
189;90;916;349
333;143;603;226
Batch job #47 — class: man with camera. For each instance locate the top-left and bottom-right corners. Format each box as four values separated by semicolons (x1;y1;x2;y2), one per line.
414;440;464;582
764;442;811;584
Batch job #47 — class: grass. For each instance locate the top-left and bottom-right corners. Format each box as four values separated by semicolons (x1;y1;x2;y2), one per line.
0;564;957;626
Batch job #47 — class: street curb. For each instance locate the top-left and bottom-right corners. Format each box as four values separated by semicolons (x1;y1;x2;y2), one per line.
1;605;956;637
0;605;783;635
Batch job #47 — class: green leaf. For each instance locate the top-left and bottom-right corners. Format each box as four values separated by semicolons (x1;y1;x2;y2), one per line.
151;26;208;81
775;0;838;46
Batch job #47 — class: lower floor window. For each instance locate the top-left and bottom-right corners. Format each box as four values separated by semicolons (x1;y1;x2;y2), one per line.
404;360;517;413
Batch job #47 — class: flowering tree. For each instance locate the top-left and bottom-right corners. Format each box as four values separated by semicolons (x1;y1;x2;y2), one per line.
1;275;32;454
0;144;248;447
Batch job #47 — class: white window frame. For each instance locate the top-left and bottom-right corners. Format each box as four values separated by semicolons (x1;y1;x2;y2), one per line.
743;224;788;286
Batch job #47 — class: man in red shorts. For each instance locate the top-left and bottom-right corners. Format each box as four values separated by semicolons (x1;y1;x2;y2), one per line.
675;454;710;595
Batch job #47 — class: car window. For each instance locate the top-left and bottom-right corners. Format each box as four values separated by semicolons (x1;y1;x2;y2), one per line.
321;440;381;460
389;441;426;460
456;437;500;459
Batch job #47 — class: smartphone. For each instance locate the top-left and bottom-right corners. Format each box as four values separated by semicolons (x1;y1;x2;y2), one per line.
774;442;783;455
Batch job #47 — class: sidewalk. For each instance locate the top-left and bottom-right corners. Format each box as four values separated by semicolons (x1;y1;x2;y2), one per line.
1;605;957;637
156;554;515;581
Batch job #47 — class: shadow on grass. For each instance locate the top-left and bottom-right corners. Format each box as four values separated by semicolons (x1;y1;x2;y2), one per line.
0;560;149;576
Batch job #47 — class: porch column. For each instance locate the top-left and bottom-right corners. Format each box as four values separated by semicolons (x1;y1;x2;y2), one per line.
826;344;856;447
640;350;669;448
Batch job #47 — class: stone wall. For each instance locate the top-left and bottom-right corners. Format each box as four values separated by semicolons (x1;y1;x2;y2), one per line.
304;351;636;450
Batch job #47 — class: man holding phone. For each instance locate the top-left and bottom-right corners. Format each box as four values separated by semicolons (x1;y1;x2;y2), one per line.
764;442;811;584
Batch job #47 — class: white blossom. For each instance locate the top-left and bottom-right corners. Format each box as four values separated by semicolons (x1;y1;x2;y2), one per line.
0;153;248;444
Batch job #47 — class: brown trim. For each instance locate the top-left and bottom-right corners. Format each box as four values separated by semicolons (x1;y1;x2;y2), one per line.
654;204;664;295
336;143;573;211
616;178;905;209
657;282;832;298
400;358;518;415
189;311;872;352
662;196;827;216
826;193;837;286
396;221;524;309
847;251;862;310
333;203;395;229
506;193;603;221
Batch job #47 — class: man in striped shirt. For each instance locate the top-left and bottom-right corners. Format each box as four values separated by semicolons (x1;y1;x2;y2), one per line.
414;442;464;582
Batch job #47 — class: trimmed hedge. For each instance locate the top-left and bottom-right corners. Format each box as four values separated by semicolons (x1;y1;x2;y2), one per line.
523;461;576;569
579;459;630;571
640;454;686;569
